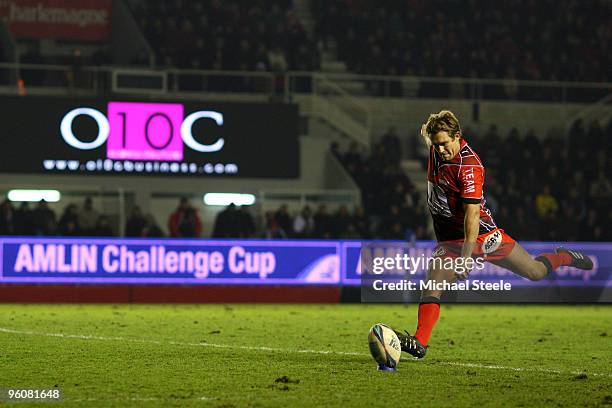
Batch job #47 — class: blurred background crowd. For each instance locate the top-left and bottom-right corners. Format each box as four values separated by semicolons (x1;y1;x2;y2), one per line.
10;0;610;84
313;0;610;82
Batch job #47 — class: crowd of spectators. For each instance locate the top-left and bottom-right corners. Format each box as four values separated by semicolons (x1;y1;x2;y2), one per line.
129;0;320;73
0;197;115;237
458;119;612;242
331;128;429;240
211;204;255;238
313;0;611;83
9;0;610;96
127;0;610;84
125;206;165;238
258;203;371;239
17;44;112;89
0;196;168;238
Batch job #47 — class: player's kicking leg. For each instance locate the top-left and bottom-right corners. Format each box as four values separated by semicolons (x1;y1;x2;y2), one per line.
393;242;593;359
492;244;593;281
394;259;456;359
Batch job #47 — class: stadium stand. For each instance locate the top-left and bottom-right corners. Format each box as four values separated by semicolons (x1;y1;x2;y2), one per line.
124;0;611;84
312;0;611;82
128;0;320;71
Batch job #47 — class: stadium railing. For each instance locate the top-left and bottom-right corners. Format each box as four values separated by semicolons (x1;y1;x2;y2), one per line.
259;188;361;213
565;92;612;132
293;73;372;146
1;63;610;104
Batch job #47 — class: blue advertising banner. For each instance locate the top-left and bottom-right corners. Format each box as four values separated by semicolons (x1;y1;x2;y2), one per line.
343;241;438;285
349;241;611;288
356;241;612;303
0;237;609;289
0;238;340;285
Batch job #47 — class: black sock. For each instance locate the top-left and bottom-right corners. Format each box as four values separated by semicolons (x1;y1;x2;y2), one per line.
535;256;553;274
420;296;441;305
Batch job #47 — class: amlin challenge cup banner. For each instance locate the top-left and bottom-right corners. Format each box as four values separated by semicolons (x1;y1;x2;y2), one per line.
0;237;610;302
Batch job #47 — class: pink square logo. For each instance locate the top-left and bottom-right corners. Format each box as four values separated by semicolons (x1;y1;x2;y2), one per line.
107;102;184;161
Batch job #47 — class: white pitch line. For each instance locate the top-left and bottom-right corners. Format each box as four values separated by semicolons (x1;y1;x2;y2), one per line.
70;396;217;403
1;327;610;378
0;327;364;357
440;361;591;377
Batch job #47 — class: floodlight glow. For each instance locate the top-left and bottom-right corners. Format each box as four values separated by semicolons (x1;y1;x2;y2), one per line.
7;189;61;202
203;193;255;206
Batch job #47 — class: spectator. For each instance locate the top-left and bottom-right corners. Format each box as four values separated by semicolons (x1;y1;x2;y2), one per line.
237;206;256;238
31;201;56;236
78;197;99;235
380;127;402;165
0;200;15;235
509;207;537;241
92;215;114;237
558;205;580;242
342;223;362;239
274;204;293;236
313;204;332;238
590;171;612;200
168;198;202;238
212;204;241;238
352;206;371;238
334;205;352;238
126;206;147;237
142;214;164;238
57;204;81;236
14;202;35;235
535;185;558;219
562;188;587;222
263;211;286;239
580;210;600;241
293;205;314;238
379;205;406;239
267;45;288;72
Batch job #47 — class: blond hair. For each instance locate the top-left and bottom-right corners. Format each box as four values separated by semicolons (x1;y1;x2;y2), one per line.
421;110;462;146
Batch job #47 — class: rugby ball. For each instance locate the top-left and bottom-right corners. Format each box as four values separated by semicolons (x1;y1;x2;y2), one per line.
368;323;402;368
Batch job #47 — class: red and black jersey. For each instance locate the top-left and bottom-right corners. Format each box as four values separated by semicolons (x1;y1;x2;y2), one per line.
426;138;496;242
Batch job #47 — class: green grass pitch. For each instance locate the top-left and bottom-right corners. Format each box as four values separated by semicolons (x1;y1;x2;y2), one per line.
0;303;610;407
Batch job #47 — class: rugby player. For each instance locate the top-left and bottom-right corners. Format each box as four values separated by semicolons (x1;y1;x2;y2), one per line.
394;110;593;359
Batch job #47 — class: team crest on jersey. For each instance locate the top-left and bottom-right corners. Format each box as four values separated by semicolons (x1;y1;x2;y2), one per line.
482;230;502;254
427;181;452;217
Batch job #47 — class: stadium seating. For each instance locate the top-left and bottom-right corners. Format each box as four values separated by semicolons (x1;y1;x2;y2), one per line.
128;0;611;83
128;0;320;71
312;0;611;82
